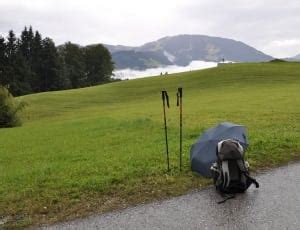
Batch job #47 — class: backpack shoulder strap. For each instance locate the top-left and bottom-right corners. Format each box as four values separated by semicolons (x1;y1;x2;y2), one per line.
244;173;260;188
221;161;230;188
237;160;259;188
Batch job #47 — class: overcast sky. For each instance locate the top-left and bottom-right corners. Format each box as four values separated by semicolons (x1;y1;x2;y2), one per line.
1;0;300;58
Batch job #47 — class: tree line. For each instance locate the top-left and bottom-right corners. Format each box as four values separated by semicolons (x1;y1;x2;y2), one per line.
0;26;115;96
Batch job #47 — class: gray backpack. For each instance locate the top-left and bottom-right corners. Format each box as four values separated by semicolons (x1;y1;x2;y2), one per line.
211;139;259;199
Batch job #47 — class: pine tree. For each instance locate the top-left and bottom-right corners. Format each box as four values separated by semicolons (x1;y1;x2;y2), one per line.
5;30;32;95
84;44;114;85
5;30;17;92
32;31;42;59
6;30;17;58
19;26;34;58
1;26;114;95
0;36;6;57
0;36;8;86
60;42;86;88
28;26;34;51
20;26;29;59
40;38;66;91
30;30;43;92
11;51;33;95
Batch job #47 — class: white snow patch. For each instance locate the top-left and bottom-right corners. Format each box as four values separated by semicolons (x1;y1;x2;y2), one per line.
163;51;175;62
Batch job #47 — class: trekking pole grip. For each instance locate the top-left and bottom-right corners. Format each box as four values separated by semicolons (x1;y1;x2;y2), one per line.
161;91;165;101
178;87;182;98
177;88;182;106
165;91;170;108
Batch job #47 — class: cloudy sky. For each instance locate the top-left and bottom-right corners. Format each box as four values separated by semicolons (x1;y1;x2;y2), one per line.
1;0;300;58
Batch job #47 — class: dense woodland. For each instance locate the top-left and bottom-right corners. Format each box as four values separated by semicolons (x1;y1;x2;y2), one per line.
0;26;114;96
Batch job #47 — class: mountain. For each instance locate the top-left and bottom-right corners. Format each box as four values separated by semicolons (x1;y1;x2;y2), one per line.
292;54;300;59
111;50;171;69
103;44;134;53
104;34;273;70
284;53;300;61
291;54;300;60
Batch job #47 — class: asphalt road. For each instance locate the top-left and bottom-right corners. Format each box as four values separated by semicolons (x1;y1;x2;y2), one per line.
42;163;300;230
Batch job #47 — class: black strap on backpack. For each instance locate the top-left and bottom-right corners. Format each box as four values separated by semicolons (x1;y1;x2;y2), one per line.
244;172;259;188
236;159;259;188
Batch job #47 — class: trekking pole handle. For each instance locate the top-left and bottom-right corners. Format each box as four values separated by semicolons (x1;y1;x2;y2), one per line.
165;91;170;108
177;88;182;106
178;87;182;98
162;91;170;108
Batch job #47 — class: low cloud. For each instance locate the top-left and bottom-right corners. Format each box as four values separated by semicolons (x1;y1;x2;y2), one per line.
113;61;218;80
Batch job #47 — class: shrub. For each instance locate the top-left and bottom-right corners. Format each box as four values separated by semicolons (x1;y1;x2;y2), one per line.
0;85;25;128
269;58;286;63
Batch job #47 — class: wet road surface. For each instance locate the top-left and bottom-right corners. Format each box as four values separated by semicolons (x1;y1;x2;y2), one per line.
41;163;300;230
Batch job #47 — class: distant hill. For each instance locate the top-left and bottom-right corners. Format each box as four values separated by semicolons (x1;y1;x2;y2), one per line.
103;34;273;70
293;54;300;59
290;53;300;60
111;50;171;70
284;53;300;61
103;44;134;53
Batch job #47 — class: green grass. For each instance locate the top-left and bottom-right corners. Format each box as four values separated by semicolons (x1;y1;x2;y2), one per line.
1;62;300;228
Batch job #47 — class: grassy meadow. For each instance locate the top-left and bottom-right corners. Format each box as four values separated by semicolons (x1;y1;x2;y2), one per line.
1;62;300;227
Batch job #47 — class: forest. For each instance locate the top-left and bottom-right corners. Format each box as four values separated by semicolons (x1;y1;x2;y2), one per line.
0;26;115;96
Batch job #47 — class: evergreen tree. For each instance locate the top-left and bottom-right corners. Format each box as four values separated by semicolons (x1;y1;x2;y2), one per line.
0;26;114;96
40;38;66;91
30;31;43;92
0;36;7;57
28;26;34;50
5;30;18;93
6;30;17;58
32;31;42;60
19;26;34;59
0;36;8;87
19;26;29;58
84;44;114;85
10;51;33;95
5;30;33;95
60;42;86;88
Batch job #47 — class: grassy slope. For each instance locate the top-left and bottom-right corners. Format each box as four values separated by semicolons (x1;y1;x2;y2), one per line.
1;62;300;227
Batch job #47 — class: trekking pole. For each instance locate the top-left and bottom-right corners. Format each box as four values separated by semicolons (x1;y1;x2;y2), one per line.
177;88;183;171
162;90;170;172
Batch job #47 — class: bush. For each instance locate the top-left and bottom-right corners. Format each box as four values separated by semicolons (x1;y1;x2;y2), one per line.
0;85;25;128
269;58;286;63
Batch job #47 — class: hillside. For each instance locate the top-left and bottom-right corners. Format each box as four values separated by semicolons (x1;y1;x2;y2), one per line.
292;53;300;59
284;53;300;61
111;50;172;69
105;35;273;69
291;53;300;60
1;62;300;227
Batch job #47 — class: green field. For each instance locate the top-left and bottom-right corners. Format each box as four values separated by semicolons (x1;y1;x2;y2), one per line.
1;62;300;227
